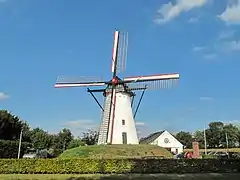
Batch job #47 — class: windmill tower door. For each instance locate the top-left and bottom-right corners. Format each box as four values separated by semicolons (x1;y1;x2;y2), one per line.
122;132;127;144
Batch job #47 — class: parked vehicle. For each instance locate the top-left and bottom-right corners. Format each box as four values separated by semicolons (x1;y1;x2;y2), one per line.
22;148;37;158
206;151;228;159
175;152;185;159
22;148;48;158
229;152;240;159
185;151;193;159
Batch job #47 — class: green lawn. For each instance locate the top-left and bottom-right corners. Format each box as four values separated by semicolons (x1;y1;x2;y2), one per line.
0;174;239;180
59;144;173;159
0;174;99;180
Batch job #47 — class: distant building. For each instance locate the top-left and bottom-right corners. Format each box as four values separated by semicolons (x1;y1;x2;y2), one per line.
139;130;184;154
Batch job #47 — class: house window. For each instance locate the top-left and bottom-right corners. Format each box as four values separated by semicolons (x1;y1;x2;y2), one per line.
122;132;127;144
122;119;125;125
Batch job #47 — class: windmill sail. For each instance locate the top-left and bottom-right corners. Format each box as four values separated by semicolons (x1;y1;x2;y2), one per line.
111;31;128;74
123;73;179;90
116;31;128;73
111;31;119;74
54;76;107;88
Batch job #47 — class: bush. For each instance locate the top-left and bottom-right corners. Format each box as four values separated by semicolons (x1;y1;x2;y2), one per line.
202;154;217;159
131;159;240;173
0;140;31;158
0;158;239;174
0;159;132;174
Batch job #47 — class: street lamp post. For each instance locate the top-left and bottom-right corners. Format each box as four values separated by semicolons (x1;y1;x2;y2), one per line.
17;129;23;159
204;127;207;155
225;132;229;158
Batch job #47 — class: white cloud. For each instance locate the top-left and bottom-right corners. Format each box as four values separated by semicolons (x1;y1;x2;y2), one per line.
200;39;240;58
64;120;97;130
65;120;146;130
63;119;98;137
200;96;214;101
64;120;92;126
188;17;199;23
228;120;240;124
192;46;205;52
186;107;195;111
218;30;235;40
228;120;240;127
135;121;145;126
195;29;238;58
67;50;73;54
64;120;147;137
222;120;240;128
154;0;208;24
0;92;9;100
204;53;217;59
223;40;240;52
218;0;240;24
209;39;240;55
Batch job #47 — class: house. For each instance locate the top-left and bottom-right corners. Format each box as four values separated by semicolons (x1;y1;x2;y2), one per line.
139;130;184;154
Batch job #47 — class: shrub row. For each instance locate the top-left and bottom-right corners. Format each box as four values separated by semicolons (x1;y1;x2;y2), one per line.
0;158;239;174
0;140;31;158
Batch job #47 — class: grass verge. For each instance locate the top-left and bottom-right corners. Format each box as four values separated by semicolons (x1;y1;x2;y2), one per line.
184;148;240;153
0;174;240;180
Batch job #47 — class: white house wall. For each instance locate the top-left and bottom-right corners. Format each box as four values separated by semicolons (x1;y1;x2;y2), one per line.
151;131;183;154
109;92;139;144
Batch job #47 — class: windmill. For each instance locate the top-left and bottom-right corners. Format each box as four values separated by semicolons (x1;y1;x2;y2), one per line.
54;30;180;145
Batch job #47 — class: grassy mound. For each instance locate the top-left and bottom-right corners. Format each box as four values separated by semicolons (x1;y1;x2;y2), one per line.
59;144;173;159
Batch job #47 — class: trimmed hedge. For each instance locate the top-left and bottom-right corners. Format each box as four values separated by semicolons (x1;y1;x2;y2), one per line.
0;158;239;174
0;140;31;158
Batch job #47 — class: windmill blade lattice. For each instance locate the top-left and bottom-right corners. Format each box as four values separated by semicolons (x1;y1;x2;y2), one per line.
55;76;107;88
123;73;180;90
116;31;128;73
126;79;179;90
56;76;104;83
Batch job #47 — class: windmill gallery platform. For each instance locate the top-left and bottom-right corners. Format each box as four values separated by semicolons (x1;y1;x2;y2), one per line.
54;30;180;145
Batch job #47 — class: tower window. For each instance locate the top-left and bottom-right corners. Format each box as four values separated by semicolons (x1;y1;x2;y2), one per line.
122;119;125;125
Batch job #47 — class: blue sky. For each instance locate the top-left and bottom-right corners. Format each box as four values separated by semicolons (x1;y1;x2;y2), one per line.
1;0;240;137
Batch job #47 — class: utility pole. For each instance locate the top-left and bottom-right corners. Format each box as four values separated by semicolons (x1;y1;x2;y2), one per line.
204;127;207;155
17;128;23;159
225;132;229;158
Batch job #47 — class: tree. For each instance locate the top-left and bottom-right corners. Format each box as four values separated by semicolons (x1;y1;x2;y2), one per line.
193;130;205;148
206;122;224;148
81;130;98;145
222;124;239;148
237;129;240;147
175;131;193;148
48;134;62;156
34;128;74;156
0;110;32;157
30;128;53;149
67;138;85;149
56;128;73;151
21;122;32;143
0;110;24;140
0;140;31;158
